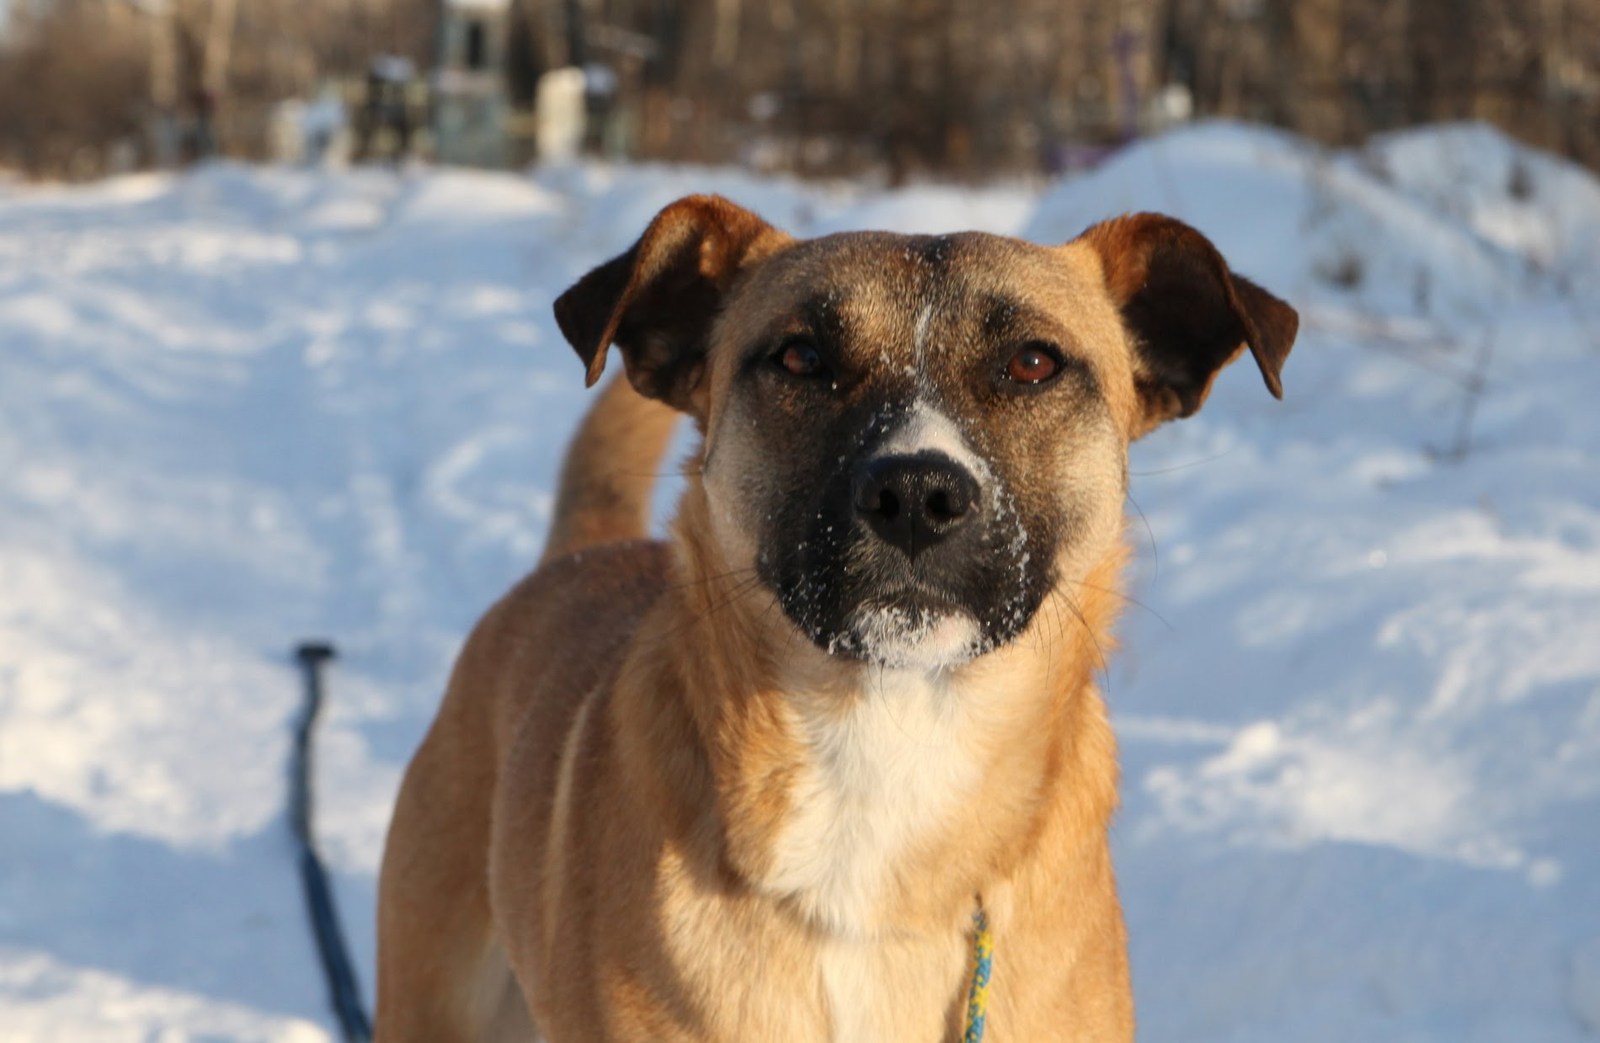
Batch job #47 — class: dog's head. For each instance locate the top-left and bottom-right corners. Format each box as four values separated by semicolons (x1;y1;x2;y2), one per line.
556;196;1297;670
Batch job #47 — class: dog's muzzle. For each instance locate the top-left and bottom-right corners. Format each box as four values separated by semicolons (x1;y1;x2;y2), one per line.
757;425;1048;669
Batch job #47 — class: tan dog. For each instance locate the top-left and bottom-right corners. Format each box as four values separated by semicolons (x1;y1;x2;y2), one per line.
375;196;1298;1042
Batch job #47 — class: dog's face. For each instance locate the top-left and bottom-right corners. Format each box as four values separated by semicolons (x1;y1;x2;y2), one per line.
556;197;1297;670
698;232;1135;669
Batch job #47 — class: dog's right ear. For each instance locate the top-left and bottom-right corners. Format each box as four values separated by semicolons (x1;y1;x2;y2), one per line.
553;195;790;415
1077;212;1298;439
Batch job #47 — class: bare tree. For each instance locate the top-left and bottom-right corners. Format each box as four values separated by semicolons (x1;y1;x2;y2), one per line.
2;0;1597;179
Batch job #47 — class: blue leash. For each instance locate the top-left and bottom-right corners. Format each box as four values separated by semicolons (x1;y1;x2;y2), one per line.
963;906;995;1042
292;641;373;1043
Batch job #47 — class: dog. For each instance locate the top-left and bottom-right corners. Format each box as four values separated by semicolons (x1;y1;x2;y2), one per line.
375;195;1298;1042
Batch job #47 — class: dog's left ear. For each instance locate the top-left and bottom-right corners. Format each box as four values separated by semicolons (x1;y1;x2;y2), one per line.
1077;213;1299;438
553;194;790;415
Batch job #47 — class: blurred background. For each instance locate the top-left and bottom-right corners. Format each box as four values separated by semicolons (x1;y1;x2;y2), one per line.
4;3;1600;1043
2;0;1599;182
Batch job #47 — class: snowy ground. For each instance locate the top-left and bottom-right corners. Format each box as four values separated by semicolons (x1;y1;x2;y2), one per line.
2;122;1598;1041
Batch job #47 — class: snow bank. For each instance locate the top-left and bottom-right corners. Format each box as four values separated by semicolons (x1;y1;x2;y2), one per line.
2;122;1598;1040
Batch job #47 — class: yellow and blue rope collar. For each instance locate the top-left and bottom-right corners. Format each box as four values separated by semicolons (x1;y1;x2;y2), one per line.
962;907;995;1043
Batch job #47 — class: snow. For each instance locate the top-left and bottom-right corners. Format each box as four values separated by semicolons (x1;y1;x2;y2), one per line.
2;123;1598;1040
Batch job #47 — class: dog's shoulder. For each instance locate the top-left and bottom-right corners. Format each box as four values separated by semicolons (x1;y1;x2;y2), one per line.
488;537;673;669
520;537;675;615
449;539;674;753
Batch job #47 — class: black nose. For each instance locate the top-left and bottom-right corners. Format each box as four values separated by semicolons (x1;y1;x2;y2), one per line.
852;452;980;558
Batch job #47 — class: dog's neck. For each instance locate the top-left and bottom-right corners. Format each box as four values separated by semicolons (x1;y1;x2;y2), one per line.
634;484;1126;939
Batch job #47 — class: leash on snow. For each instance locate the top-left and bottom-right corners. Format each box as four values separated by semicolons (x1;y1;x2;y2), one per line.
291;640;374;1043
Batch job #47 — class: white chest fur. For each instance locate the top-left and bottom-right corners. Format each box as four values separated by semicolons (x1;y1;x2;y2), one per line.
764;668;986;936
759;667;991;1040
814;929;964;1043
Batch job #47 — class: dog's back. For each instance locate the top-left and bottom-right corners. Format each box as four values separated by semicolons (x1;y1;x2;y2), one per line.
539;374;680;565
376;377;678;1043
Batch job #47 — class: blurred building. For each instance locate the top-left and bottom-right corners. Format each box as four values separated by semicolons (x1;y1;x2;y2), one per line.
433;0;511;167
0;0;1596;180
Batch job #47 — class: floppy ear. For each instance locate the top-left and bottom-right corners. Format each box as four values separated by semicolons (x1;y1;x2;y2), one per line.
1077;212;1299;438
553;194;789;415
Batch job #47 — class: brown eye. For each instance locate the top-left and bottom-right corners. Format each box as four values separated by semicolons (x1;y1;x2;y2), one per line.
776;339;825;377
1004;342;1062;384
